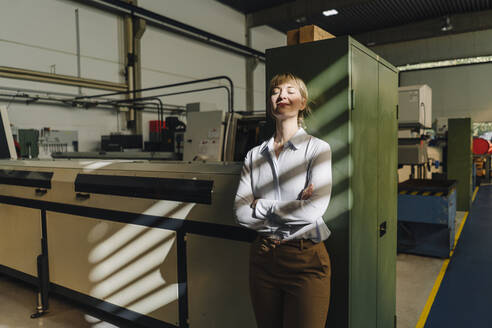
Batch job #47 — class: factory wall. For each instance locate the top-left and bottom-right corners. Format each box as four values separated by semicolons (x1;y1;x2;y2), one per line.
371;29;492;66
0;0;285;151
0;0;122;151
399;63;492;123
139;0;284;112
370;29;492;123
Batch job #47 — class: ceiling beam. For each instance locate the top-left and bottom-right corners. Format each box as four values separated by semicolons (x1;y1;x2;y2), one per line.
355;9;492;46
246;0;373;28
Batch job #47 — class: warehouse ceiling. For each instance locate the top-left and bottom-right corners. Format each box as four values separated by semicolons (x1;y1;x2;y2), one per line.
217;0;492;45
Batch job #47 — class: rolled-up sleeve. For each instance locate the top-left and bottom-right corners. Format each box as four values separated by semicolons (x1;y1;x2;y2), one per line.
254;143;331;226
234;150;269;231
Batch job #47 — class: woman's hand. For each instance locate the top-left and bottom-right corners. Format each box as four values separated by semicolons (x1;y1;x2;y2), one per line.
253;185;313;255
253;183;313;210
257;237;281;255
300;183;314;200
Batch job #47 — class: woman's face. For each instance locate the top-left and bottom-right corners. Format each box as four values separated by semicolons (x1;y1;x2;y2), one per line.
270;81;306;121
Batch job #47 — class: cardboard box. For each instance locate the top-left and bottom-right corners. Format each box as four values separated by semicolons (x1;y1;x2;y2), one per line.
287;25;335;45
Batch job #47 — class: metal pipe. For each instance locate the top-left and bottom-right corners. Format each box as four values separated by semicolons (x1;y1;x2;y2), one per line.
101;85;231;113
0;66;127;91
74;75;234;111
0;92;184;113
0;85;81;97
0;96;183;114
245;25;258;111
94;0;265;60
0;87;185;112
75;8;82;94
124;11;136;127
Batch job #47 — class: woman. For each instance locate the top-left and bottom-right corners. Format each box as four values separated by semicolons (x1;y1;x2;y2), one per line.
234;73;332;328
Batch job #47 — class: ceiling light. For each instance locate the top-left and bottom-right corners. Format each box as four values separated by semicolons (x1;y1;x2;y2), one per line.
322;9;338;17
441;16;453;32
295;16;307;24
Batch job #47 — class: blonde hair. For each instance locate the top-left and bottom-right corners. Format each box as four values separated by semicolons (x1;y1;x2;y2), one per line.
268;73;311;127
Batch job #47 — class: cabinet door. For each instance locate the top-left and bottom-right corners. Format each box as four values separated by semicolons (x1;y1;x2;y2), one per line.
377;63;398;328
447;118;472;211
350;45;379;328
0;204;41;275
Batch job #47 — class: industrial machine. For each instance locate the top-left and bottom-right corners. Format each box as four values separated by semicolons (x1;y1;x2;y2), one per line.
0;106;266;327
398;84;434;180
0;159;255;327
101;133;142;152
52;105;265;163
182;110;266;162
397;179;457;258
145;116;186;155
183;111;226;161
226;111;268;161
398;84;432;129
473;137;492;185
396;88;460;258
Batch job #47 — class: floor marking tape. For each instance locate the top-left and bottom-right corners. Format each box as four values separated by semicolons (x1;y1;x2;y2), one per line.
415;186;479;328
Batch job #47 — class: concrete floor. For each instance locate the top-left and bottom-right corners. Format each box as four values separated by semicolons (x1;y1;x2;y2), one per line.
0;275;117;328
396;210;467;328
0;212;468;328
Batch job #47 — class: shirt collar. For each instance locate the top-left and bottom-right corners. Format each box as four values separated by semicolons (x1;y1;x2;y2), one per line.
260;128;309;154
287;128;309;150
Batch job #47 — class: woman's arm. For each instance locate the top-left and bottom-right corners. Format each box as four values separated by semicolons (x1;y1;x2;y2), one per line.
234;150;272;232
254;143;332;226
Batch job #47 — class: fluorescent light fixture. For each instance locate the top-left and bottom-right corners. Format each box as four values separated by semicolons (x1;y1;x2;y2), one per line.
441;16;453;32
323;9;338;16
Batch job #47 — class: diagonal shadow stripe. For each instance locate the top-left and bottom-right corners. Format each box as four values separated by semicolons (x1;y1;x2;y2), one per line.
239;141;349;205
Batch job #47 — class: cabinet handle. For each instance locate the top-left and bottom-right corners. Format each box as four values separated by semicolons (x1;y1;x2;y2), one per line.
76;192;90;200
35;188;47;196
350;89;355;110
379;221;387;237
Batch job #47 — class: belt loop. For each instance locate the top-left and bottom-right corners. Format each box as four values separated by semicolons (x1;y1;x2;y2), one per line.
300;239;303;250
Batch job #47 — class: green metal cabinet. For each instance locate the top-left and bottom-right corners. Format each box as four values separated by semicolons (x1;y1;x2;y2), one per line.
266;36;398;328
447;118;472;211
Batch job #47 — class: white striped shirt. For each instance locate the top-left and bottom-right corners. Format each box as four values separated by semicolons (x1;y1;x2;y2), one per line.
234;128;332;242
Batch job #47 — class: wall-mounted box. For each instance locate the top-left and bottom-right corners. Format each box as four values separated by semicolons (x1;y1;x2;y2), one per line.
183;111;225;161
399;84;432;128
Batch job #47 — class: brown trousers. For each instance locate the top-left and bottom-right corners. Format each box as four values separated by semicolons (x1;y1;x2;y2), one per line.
249;237;331;328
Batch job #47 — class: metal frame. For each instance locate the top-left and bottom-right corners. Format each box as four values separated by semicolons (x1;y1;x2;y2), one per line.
0;193;254;328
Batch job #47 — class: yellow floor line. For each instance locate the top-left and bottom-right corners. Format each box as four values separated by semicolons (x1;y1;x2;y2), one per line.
452;212;469;255
415;186;479;328
415;257;451;328
472;186;479;202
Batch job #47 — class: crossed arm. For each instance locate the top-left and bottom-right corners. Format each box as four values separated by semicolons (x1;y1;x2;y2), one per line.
233;143;332;233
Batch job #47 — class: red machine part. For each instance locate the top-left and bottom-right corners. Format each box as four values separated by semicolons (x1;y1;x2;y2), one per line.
149;120;166;132
473;137;492;155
